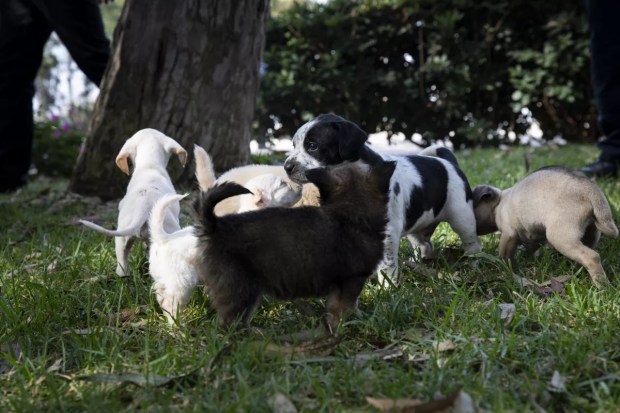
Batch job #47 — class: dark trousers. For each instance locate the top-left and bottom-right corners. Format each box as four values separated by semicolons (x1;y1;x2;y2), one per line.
0;0;110;189
585;0;620;161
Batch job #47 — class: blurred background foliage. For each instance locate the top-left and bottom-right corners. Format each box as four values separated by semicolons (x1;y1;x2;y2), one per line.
33;0;595;177
256;0;594;147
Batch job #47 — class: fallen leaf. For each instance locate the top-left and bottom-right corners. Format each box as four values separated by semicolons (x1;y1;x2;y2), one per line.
498;303;516;326
367;388;462;412
270;393;298;413
548;370;567;393
432;340;456;353
46;261;58;272
539;275;571;286
405;261;436;277
25;252;42;260
47;358;63;373
407;353;431;364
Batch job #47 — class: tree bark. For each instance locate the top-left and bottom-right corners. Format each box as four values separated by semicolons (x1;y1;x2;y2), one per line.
69;0;270;199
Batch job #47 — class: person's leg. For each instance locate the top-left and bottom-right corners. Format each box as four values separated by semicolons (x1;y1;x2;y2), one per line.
582;0;620;177
32;0;110;86
0;0;52;192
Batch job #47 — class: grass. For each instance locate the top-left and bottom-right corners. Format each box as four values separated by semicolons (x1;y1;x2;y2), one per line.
1;144;619;412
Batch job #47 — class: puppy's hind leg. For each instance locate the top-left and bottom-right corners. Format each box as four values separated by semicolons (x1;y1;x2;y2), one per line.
376;229;401;287
546;229;609;288
207;264;262;328
154;281;196;325
115;236;134;276
325;277;367;334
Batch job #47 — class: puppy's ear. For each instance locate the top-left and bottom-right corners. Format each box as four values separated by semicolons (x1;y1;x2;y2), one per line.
164;139;188;167
473;185;500;206
164;136;186;168
115;141;136;175
369;161;396;191
335;120;368;161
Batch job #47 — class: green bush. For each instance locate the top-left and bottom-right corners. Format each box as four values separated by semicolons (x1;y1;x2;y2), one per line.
257;0;594;146
32;114;86;177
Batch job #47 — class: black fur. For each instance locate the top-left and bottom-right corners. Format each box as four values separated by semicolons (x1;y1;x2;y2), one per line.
192;161;396;331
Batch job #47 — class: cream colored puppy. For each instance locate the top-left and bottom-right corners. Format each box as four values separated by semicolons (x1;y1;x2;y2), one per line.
79;129;187;276
473;166;618;287
193;144;319;215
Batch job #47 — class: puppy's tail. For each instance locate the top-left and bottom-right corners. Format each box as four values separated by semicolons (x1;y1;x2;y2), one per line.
78;218;145;237
591;192;619;238
418;144;460;167
149;193;187;244
193;183;252;234
194;144;216;191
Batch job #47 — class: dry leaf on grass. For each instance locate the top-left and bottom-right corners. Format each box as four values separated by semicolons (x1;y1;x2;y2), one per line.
432;340;456;353
514;275;569;295
548;370;567;393
367;389;473;413
270;393;298;413
47;358;63;373
498;303;516;325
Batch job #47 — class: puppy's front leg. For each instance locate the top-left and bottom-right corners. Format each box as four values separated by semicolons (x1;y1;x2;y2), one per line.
498;232;519;271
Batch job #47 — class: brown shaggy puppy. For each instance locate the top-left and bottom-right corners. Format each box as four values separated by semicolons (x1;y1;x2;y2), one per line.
192;161;395;332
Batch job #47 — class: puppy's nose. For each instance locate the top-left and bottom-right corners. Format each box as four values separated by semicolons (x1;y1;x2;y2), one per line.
283;159;295;174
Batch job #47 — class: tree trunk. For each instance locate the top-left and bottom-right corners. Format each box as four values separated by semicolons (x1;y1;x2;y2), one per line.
69;0;270;199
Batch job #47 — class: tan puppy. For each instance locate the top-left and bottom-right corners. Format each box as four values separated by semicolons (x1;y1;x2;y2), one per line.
79;128;187;276
473;166;618;287
193;144;319;215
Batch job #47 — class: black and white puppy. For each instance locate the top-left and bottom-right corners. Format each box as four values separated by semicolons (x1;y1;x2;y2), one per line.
283;114;481;284
192;161;395;332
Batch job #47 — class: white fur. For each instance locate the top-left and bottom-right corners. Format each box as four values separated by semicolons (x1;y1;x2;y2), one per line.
237;173;302;212
148;193;201;324
194;144;314;214
78;128;187;276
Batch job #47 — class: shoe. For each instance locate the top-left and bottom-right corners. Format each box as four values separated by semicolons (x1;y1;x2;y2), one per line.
580;160;618;178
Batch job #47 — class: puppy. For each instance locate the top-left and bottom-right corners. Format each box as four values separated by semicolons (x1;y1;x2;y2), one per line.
192;161;396;332
283;113;481;284
237;173;302;212
193;144;319;215
148;193;201;324
79;128;187;276
473;166;618;287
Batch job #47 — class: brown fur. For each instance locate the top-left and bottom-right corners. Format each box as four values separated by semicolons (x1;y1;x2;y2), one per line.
473;166;618;287
192;161;395;332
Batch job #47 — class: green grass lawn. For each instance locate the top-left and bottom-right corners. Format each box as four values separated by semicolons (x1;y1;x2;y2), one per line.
1;144;619;412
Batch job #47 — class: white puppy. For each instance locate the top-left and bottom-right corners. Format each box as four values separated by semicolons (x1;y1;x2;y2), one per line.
237;173;302;212
79;128;187;276
148;193;200;324
193;144;318;215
